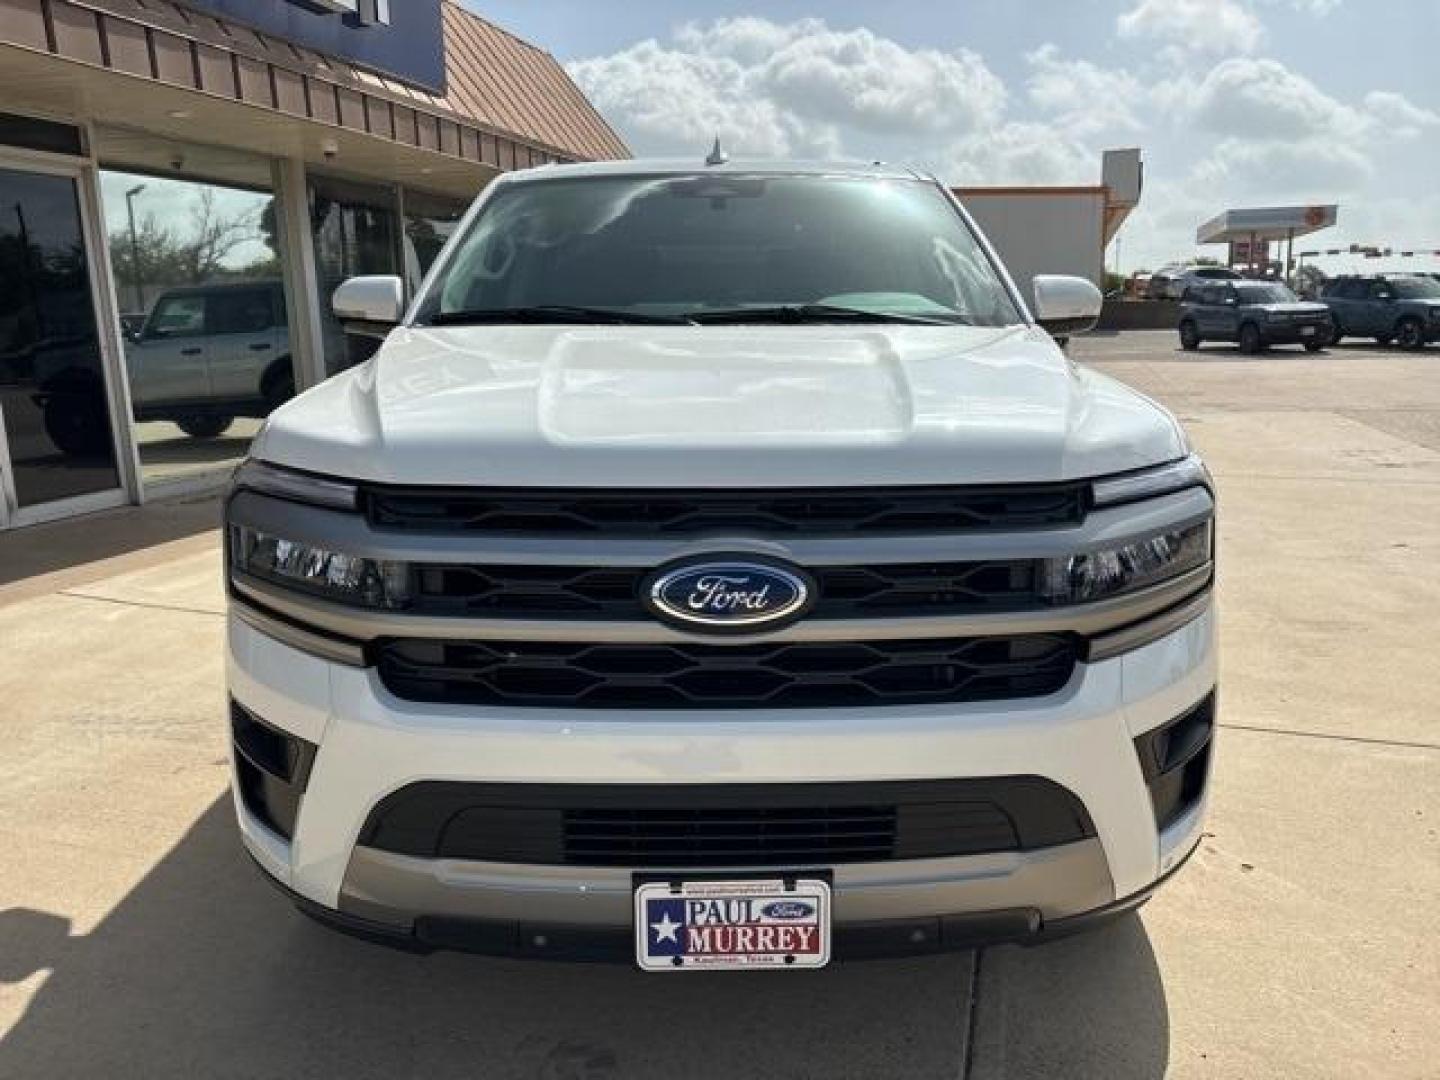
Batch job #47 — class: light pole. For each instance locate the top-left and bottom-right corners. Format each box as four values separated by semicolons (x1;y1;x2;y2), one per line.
125;183;147;315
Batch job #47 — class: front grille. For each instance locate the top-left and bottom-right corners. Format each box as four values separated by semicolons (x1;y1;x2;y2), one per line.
359;779;1097;867
366;483;1088;536
374;634;1077;709
411;559;1042;620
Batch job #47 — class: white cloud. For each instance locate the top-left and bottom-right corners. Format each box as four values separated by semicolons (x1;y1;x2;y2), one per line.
1117;0;1264;55
1192;137;1373;196
1186;57;1364;141
568;18;1006;162
1257;0;1344;14
742;24;1007;136
567;40;825;158
1363;90;1440;138
1026;45;1142;137
943;121;1096;186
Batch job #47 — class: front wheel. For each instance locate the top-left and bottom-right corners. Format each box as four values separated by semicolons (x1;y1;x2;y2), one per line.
43;397;112;457
1396;317;1426;351
1304;339;1325;353
1239;322;1263;354
1178;320;1201;351
177;414;234;439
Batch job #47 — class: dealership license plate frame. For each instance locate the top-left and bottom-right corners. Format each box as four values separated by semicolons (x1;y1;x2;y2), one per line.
633;876;832;972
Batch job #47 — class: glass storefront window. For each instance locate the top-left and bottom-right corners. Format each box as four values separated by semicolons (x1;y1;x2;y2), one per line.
309;174;398;375
403;189;468;296
0;167;121;511
99;168;294;486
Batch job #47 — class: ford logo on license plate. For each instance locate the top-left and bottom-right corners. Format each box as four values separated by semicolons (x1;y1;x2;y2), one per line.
644;557;813;632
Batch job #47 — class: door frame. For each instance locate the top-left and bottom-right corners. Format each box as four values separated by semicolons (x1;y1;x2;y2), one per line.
0;136;141;529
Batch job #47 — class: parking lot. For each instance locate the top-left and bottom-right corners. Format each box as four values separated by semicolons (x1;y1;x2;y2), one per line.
1;330;1437;1079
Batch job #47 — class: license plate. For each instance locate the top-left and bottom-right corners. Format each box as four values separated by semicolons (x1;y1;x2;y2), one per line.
1301;325;1316;336
634;878;831;972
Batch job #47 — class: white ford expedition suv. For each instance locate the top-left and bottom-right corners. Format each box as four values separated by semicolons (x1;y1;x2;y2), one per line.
225;160;1216;970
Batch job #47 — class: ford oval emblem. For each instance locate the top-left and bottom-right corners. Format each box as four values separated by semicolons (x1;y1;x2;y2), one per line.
761;900;815;920
644;558;813;632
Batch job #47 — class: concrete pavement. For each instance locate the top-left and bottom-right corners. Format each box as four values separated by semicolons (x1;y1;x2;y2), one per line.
1;332;1437;1077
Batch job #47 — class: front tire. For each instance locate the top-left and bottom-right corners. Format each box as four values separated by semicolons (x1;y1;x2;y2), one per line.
177;414;234;439
1178;320;1201;351
1396;317;1426;351
1304;339;1325;353
43;398;112;457
1239;322;1263;354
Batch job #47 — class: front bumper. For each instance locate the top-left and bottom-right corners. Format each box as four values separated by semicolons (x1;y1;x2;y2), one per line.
227;602;1216;959
1261;322;1330;344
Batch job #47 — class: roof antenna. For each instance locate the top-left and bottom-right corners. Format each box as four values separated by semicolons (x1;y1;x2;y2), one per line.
705;136;728;167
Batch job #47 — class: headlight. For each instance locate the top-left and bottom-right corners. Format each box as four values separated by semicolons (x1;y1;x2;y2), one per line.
1040;519;1212;604
230;524;411;609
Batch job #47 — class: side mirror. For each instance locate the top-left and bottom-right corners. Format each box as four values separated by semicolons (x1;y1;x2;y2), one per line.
1032;274;1102;337
333;275;404;328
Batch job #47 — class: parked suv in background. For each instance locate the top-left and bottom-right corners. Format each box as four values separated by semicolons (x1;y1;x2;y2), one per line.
124;280;293;438
1321;275;1440;349
225;161;1216;970
1179;280;1332;353
1164;265;1242;301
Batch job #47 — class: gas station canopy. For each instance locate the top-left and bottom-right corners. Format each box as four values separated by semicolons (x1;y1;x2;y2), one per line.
1197;205;1338;245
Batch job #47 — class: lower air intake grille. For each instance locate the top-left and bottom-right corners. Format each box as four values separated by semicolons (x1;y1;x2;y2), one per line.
374;634;1077;709
359;779;1097;867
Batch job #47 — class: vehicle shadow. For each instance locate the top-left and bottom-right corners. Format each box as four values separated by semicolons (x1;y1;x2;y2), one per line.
0;797;1170;1079
967;916;1170;1078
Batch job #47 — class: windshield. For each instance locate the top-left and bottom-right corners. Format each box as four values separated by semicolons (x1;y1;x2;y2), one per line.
415;174;1023;326
1391;276;1440;300
1233;283;1297;303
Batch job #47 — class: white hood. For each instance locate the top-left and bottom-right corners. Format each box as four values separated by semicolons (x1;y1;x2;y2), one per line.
253;325;1186;486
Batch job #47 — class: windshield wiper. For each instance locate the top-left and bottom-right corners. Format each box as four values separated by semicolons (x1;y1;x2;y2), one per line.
685;304;964;326
427;305;694;326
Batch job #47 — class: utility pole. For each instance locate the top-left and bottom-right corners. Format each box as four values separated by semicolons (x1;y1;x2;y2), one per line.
125;183;147;315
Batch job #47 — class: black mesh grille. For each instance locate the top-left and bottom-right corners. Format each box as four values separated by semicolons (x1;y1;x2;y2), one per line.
359;779;1097;867
366;484;1088;535
411;560;1042;620
374;635;1077;709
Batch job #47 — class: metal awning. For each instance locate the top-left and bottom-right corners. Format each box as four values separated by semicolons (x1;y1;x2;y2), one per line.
0;0;628;199
1197;205;1338;245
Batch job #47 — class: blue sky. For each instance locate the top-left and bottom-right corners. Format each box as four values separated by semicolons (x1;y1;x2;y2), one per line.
469;1;1440;274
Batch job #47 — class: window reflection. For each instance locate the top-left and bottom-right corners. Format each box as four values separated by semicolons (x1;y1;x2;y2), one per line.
0;167;120;509
403;189;468;296
309;174;398;374
100;169;293;485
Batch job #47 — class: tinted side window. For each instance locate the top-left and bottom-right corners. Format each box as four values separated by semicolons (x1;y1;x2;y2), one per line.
1368;280;1392;299
210;289;275;334
149;295;206;337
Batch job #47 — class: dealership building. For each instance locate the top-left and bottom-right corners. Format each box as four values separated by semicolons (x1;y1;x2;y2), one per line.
0;0;626;529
